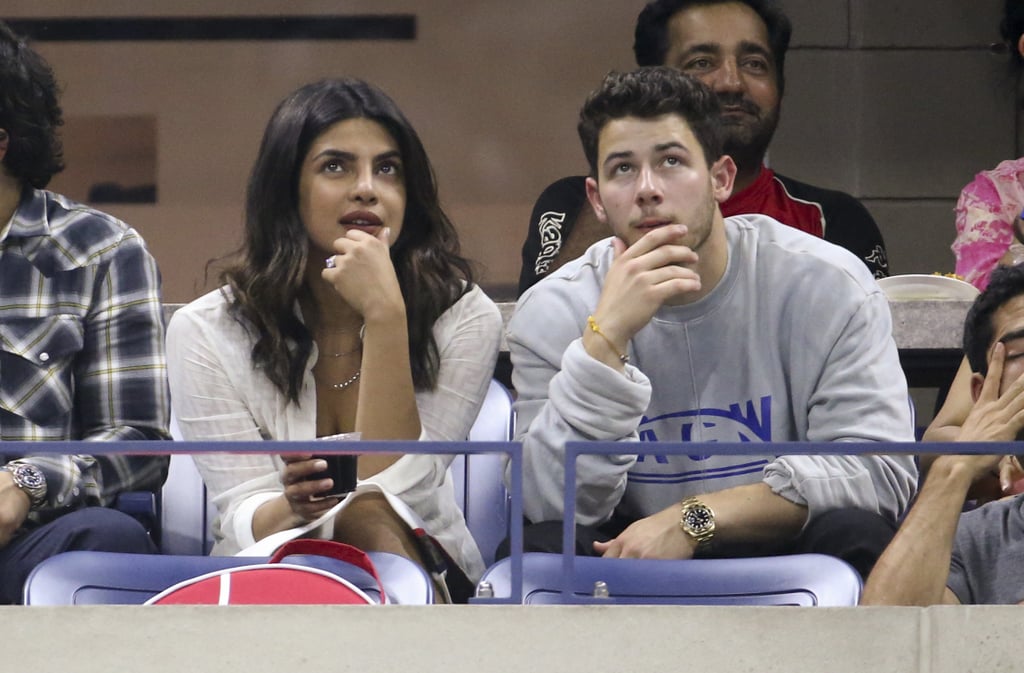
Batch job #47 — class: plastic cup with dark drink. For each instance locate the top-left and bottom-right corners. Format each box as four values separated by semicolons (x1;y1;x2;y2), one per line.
307;432;360;500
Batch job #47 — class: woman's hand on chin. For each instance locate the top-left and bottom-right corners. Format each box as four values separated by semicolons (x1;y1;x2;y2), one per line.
321;226;405;322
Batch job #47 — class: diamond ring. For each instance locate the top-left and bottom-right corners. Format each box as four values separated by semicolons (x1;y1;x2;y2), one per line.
324;256;336;269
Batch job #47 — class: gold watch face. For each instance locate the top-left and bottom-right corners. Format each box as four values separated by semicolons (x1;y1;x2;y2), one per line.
683;504;714;535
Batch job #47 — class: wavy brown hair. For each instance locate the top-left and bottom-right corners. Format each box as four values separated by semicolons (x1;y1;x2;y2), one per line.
578;67;723;175
222;78;473;403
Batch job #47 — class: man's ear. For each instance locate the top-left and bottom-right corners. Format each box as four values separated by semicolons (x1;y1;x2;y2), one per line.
584;176;607;224
711;154;737;203
0;129;8;164
970;372;986;403
1017;33;1024;59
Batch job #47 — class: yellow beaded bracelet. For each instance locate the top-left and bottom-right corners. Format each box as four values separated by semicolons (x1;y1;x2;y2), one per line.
586;315;630;364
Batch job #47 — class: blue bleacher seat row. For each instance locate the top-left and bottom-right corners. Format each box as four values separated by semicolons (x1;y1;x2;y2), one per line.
475;552;863;606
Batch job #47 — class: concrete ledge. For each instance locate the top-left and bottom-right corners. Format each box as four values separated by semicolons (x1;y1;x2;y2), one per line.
889;300;972;350
8;604;1018;672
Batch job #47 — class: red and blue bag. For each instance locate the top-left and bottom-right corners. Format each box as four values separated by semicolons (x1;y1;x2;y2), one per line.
145;539;387;605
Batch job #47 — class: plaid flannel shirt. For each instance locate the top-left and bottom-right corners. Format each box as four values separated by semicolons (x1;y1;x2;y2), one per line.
0;188;169;525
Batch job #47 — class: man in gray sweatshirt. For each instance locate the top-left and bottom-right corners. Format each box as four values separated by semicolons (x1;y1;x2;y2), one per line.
507;67;916;577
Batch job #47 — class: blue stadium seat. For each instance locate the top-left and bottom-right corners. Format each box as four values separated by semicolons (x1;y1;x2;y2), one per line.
476;552;862;606
467;378;515;443
452;378;515;565
113;490;159;541
158;444;213;555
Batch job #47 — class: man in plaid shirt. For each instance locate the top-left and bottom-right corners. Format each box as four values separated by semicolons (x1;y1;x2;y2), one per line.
0;21;170;603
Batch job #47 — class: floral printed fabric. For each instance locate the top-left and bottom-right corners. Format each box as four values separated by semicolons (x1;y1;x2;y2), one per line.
953;157;1024;290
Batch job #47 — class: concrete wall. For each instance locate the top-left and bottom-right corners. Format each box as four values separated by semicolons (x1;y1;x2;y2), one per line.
7;605;1023;672
776;0;1010;280
5;0;1012;302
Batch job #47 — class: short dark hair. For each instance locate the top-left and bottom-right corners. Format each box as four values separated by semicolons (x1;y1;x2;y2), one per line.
577;67;723;176
224;78;473;402
0;21;64;188
964;264;1024;375
634;0;792;95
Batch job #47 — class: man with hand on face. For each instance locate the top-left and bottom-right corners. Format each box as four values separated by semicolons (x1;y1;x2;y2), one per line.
506;67;915;577
519;0;888;296
863;264;1024;605
0;21;169;603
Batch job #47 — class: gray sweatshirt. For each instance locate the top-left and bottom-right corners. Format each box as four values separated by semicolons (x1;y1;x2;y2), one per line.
508;214;917;526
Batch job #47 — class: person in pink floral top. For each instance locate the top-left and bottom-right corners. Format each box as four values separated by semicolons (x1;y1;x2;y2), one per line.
951;2;1024;291
953;158;1024;290
926;1;1024;498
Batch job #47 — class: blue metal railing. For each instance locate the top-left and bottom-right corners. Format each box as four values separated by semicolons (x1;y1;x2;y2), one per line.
11;439;524;604
558;440;1010;604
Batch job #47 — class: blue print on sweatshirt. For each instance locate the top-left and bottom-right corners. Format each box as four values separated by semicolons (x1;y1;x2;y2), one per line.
637;396;771;463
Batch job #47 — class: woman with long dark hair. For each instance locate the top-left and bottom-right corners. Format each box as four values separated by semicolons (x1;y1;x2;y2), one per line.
166;79;501;601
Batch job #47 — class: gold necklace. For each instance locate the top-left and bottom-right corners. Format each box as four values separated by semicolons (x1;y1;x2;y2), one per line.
313;319;366;389
322;323;364;335
323;344;362;358
317;322;365;360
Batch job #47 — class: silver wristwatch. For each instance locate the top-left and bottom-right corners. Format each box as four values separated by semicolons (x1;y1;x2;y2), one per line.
2;463;47;509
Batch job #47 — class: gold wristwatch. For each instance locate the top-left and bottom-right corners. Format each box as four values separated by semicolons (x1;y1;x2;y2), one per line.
678;496;715;552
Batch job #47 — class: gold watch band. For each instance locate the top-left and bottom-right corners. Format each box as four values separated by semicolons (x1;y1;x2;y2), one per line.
679;496;715;551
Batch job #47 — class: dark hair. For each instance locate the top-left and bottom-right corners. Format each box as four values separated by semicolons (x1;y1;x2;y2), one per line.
222;78;473;403
634;0;792;95
578;67;723;175
1001;0;1024;69
964;264;1024;375
0;21;64;188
